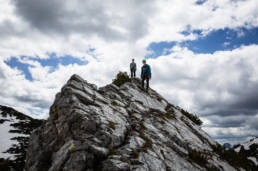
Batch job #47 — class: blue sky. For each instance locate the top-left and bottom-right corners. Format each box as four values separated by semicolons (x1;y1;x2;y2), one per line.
6;26;258;78
147;27;258;58
196;0;207;5
5;55;87;81
1;0;258;145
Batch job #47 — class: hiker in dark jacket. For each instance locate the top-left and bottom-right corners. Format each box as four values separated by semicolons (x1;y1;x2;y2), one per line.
130;58;137;78
141;59;151;92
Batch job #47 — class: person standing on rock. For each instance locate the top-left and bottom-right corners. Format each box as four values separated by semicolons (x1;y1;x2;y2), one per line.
141;59;151;92
130;58;137;78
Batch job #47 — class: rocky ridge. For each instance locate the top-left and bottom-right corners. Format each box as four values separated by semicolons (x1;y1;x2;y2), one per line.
26;74;241;171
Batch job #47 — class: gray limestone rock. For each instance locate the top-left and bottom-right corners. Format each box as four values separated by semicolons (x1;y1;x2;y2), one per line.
25;74;240;171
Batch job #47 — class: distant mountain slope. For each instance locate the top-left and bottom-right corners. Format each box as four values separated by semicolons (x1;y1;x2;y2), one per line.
233;137;258;166
0;105;43;171
223;143;232;150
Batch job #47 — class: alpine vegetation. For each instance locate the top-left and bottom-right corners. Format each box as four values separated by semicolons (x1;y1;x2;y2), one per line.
112;71;131;87
0;105;43;171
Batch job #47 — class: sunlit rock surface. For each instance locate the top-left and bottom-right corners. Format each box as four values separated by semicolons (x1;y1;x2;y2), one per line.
25;74;239;171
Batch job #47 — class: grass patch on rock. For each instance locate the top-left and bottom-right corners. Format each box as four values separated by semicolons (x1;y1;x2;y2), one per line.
108;121;116;130
165;103;175;111
139;120;147;130
108;148;117;156
120;157;130;164
139;132;153;153
188;149;210;167
131;149;139;158
135;100;144;105
180;108;203;126
111;101;120;106
155;112;176;121
157;97;163;102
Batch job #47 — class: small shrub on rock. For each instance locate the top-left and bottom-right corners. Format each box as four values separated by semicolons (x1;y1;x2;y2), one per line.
180;108;203;126
112;72;131;87
188;149;209;167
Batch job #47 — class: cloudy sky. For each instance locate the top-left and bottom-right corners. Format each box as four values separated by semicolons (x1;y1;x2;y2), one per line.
1;0;258;145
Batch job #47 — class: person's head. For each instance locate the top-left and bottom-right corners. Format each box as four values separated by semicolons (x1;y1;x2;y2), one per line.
142;59;146;65
132;58;134;62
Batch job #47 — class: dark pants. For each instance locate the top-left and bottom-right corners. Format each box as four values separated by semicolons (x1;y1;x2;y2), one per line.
141;76;149;91
131;69;136;78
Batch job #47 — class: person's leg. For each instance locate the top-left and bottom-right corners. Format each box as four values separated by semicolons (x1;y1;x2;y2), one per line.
133;70;136;77
146;77;149;91
141;77;145;89
131;69;133;78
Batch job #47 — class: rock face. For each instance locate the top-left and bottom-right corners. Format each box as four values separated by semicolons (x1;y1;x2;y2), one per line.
0;105;43;171
26;74;239;171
